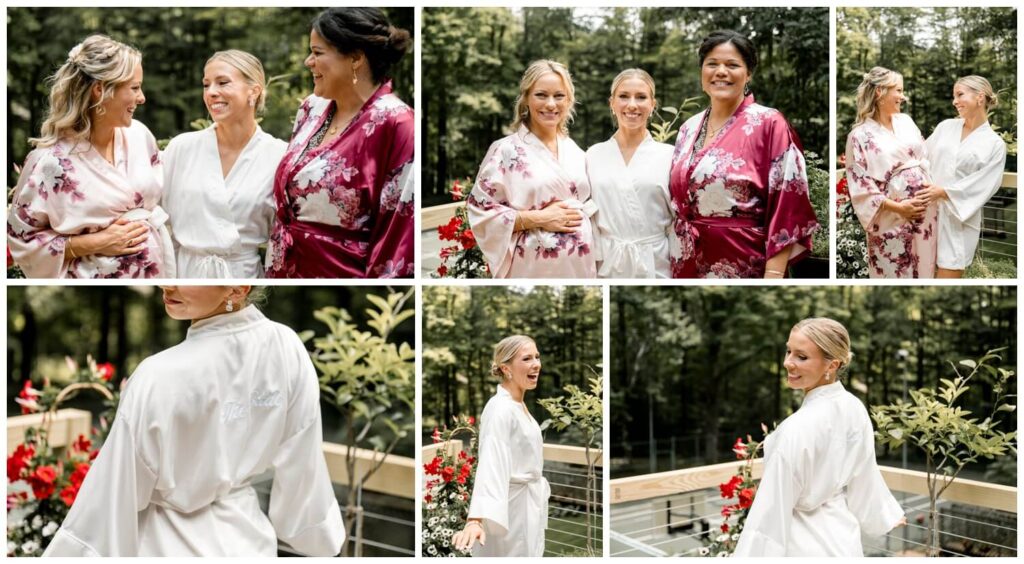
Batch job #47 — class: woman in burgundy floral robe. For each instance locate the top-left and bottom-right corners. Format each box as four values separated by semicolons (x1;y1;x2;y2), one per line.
267;8;414;278
670;31;819;279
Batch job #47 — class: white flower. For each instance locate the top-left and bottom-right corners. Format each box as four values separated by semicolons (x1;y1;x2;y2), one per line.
8;541;17;554
697;182;735;216
42;521;58;537
429;516;438;527
297;191;343;226
441;501;448;508
294;156;330;189
427;544;438;555
536;231;560;251
883;237;905;257
426;503;437;511
449;515;458;523
698;547;710;556
449;492;457;500
34;154;65;192
716;533;729;543
31;516;42;530
692;154;718;182
20;541;39;555
422;529;431;539
716;551;730;557
731;533;740;541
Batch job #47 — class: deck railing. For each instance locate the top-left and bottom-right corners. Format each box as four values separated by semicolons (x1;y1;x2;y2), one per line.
610;459;1016;557
423;440;604;556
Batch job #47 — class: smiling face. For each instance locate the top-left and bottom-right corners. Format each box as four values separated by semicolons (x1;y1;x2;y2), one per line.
94;64;145;129
783;328;839;392
701;42;750;105
952;83;984;119
161;286;247;321
304;29;354;100
203;60;258;124
500;341;542;397
611;77;655;133
876;77;906;118
527;72;569;135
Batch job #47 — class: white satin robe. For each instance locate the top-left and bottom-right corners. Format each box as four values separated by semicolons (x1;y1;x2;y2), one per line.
734;381;904;557
43;306;344;557
586;135;674;278
467;126;597;278
162;126;287;278
467;386;551;557
925;119;1007;270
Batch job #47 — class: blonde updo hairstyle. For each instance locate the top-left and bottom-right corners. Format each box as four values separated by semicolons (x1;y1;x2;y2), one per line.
512;60;576;135
792;317;853;378
31;35;142;149
205;50;268;117
955;75;998;111
608;68;658;124
490;335;536;381
854;66;902;127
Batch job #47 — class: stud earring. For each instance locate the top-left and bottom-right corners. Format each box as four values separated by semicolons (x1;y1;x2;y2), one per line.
226;299;234;313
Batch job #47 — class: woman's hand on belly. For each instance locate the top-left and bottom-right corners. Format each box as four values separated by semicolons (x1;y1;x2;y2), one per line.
915;183;948;204
71;218;149;257
884;197;928;222
519;201;583;233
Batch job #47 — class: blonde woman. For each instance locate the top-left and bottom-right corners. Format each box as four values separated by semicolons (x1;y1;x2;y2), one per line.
586;69;675;279
162;50;287;278
467;60;597;278
924;76;1008;278
8;34;174;278
451;336;550;557
43;286;344;556
845;66;937;278
734;318;906;556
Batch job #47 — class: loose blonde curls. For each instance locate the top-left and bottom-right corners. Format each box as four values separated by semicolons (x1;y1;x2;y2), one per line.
30;35;142;149
793;317;853;376
955;75;998;110
512;60;576;136
853;66;902;128
490;335;536;381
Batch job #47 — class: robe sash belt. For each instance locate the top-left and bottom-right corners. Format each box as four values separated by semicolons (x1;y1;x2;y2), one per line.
891;158;931;194
600;232;666;278
562;198;598;218
683;216;762;243
178;248;258;279
509;473;551;533
121;206;177;278
796;490;847;513
271;219;371;265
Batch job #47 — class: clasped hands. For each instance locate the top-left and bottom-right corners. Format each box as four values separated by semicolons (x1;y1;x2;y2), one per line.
889;183;947;221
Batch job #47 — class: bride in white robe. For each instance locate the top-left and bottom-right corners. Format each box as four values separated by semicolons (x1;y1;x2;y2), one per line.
587;69;674;278
43;286;344;557
734;318;904;557
924;76;1008;276
162;51;286;278
452;336;550;557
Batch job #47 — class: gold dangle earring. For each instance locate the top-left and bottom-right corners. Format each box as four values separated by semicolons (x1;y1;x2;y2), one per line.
352;64;358;86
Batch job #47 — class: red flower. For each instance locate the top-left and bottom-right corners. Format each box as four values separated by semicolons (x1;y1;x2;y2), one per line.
836;177;848;197
467;416;475;425
69;463;90;488
459;229;476;250
719;475;743;499
458;451;467;461
72;434;92;454
437;216;463;241
27;465;58;500
7;492;28;510
456;475;467;484
59;485;79;507
450;180;464;201
441;466;456;483
431;427;442;444
436;264;448;277
459;463;472;477
424;493;433;503
424;456;442;476
439;246;458;260
96;363;115;382
466;456;476;465
721;505;733;518
16;380;41;414
7;443;35;481
721;523;730;533
738;487;755;509
732;437;747;459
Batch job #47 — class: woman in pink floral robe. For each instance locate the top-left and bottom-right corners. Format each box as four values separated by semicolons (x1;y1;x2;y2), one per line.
845;67;936;278
8;35;173;278
467;60;597;279
266;8;414;278
670;32;818;279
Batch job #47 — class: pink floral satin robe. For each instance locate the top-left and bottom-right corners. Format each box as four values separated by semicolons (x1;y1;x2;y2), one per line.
266;81;415;278
466;126;597;278
845;114;936;278
669;95;819;278
7;120;174;278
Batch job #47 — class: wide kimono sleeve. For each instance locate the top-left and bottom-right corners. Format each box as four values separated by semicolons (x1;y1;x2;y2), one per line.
268;335;345;556
466;140;521;278
7;150;75;278
935;136;1006;223
42;390;158;556
366;113;415;278
845;129;887;229
466;404;515;533
763;116;819;262
846;418;904;537
733;444;803;557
